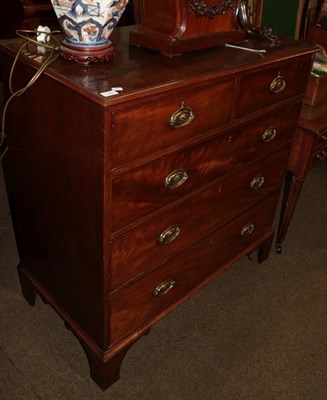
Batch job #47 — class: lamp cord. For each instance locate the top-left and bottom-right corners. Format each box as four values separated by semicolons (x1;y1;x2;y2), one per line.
0;29;61;160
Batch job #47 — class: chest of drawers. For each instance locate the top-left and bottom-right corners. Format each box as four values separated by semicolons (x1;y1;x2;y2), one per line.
0;27;316;389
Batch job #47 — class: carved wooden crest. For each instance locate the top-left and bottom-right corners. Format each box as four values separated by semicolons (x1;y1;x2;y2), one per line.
189;0;240;18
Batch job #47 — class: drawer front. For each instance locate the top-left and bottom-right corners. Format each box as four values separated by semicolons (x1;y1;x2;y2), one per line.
236;59;312;117
111;104;301;231
316;132;327;150
110;191;280;343
310;145;327;169
111;146;290;290
111;79;234;166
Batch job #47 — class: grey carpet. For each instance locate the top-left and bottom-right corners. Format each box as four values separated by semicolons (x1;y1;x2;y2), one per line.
0;162;326;400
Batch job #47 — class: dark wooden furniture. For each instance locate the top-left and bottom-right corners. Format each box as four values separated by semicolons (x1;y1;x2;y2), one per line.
0;0;140;38
0;27;316;390
130;0;280;57
275;24;327;252
276;100;327;252
0;0;57;38
307;25;327;49
130;0;247;56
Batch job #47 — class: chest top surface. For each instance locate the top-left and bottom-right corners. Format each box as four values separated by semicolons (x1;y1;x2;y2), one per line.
0;26;318;106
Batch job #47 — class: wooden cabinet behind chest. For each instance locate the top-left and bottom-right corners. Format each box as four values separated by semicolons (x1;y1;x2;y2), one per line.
0;28;316;390
0;0;138;38
0;0;57;38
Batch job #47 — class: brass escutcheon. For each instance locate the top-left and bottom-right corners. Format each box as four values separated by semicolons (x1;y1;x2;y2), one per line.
240;223;255;237
270;74;286;94
170;101;195;128
158;225;181;245
250;175;265;190
262;127;277;143
154;280;176;297
165;169;189;189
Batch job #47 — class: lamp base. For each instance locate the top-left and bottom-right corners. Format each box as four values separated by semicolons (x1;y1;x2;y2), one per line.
60;40;114;66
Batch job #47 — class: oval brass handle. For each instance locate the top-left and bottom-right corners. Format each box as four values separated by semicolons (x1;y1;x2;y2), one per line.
250;175;265;190
270;75;286;94
170;101;195;129
158;224;181;245
262;127;277;143
240;223;255;237
154;280;176;297
164;169;188;189
316;151;327;161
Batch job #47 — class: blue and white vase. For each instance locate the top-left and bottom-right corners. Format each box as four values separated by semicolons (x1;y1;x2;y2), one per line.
50;0;129;64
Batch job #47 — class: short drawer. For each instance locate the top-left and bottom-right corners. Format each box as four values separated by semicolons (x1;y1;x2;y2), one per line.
110;145;290;290
310;145;327;169
111;103;301;231
111;79;234;166
237;58;312;117
316;131;327;150
109;191;280;343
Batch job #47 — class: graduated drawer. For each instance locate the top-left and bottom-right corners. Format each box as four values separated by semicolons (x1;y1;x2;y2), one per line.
110;145;290;290
236;58;312;117
111;79;234;166
109;191;280;343
111;103;301;231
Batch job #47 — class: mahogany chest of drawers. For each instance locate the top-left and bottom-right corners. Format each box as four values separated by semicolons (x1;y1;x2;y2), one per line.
0;28;316;389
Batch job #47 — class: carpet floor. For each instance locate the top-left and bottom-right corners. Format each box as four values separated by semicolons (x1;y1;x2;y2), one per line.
0;162;326;400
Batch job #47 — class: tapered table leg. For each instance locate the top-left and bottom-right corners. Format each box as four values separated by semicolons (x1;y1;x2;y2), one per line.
276;172;304;253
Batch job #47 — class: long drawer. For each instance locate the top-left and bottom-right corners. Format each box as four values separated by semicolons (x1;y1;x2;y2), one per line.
111;79;234;166
110;145;290;290
109;191;280;343
111;103;301;231
236;58;312;117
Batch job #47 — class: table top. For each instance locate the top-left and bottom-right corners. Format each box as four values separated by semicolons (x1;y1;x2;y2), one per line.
300;99;327;135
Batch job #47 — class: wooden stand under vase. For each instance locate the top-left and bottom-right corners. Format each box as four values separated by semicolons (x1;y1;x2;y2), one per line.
49;0;128;65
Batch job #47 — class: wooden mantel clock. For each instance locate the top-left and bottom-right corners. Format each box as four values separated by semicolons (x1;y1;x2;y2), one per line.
130;0;276;56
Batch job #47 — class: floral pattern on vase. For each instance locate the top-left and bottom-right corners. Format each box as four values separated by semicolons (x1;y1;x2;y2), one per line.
50;0;129;46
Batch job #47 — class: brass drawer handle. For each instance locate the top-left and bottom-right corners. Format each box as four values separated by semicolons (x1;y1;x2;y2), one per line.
262;127;277;143
270;75;286;94
170;101;195;129
158;224;181;245
250;175;265;190
154;280;176;297
240;223;255;237
164;169;188;189
316;151;327;161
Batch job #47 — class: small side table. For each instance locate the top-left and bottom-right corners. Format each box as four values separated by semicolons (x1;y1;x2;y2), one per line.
276;100;327;252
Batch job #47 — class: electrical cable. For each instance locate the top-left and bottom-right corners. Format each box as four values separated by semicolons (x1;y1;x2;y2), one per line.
0;28;61;160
